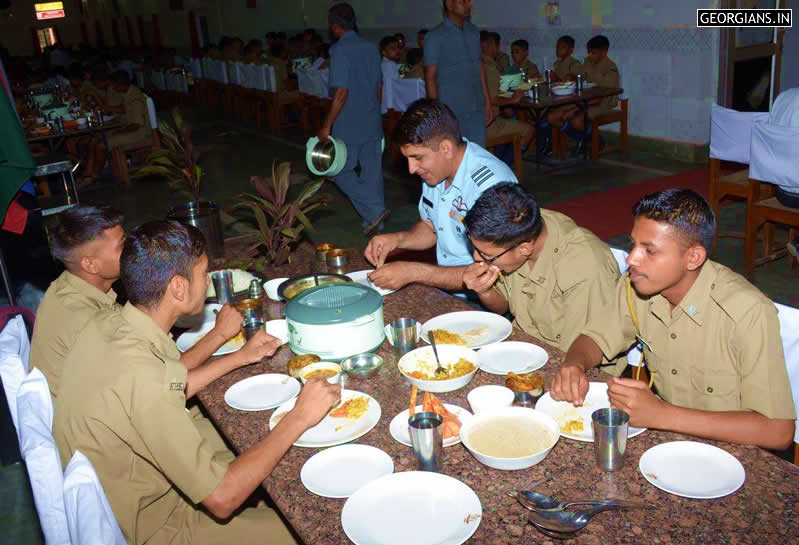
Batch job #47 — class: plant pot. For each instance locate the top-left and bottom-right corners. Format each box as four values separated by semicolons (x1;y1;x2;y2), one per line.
167;201;225;259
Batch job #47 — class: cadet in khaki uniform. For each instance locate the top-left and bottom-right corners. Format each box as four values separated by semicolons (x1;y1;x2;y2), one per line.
267;44;299;96
55;221;341;545
510;40;541;80
551;35;581;82
551;189;796;450
462;184;619;352
481;38;535;152
31;207;124;397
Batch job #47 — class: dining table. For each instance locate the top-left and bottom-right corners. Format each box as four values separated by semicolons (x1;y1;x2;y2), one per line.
514;85;623;168
25;119;122;152
197;251;799;545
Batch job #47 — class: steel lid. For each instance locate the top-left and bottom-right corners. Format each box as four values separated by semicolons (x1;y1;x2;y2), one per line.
285;283;383;325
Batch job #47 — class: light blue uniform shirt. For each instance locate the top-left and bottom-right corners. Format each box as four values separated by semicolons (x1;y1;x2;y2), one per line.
424;17;484;116
329;31;383;145
418;140;518;267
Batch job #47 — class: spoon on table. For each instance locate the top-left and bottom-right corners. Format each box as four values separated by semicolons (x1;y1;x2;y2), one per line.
428;332;447;376
527;502;649;535
513;490;654;512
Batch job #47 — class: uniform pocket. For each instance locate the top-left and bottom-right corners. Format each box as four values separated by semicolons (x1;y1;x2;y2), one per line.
689;368;741;412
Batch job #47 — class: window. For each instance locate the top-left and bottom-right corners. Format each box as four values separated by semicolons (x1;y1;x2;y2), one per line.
37;27;57;51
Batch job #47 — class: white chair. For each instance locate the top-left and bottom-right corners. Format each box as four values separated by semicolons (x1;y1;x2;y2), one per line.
319;69;330;98
190;57;203;80
775;304;799;452
296;67;316;96
390;78;426;113
609;247;629;275
63;451;126;545
744;122;799;272
228;62;243;86
0;314;30;366
216;60;229;85
151;71;166;91
17;368;70;545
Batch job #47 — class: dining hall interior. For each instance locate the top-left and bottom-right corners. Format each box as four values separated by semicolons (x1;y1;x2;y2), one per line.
1;0;798;543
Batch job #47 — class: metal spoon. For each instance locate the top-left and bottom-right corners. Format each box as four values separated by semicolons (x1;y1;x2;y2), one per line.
515;490;653;512
428;332;447;376
527;502;647;534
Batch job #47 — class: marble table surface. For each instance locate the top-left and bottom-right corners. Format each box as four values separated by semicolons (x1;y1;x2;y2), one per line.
198;253;799;544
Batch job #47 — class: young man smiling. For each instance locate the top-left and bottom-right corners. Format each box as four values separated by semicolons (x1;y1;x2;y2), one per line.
550;189;795;450
462;183;619;352
365;99;517;291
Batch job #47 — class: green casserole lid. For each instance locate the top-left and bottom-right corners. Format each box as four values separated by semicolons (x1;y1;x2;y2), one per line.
285;283;383;325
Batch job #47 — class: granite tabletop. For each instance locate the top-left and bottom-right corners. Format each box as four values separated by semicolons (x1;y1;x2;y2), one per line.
197;252;799;545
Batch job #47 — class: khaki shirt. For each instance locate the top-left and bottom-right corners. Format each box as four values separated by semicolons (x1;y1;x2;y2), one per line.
496;51;511;74
553;55;581;81
266;56;290;93
578;55;620;109
30;271;118;397
483;55;502;116
583;261;795;419
54;303;230;545
496;210;620;352
518;59;541;79
121;85;150;136
403;63;423;80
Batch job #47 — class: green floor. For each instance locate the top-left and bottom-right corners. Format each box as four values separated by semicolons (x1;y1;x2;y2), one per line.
7;109;796;540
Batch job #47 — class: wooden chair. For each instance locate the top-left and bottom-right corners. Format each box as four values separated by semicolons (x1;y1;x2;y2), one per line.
110;96;160;187
485;133;523;182
591;98;629;163
744;187;798;273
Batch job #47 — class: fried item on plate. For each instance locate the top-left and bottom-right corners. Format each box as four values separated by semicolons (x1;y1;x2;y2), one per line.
407;358;475;381
329;396;369;419
288;354;321;377
408;387;462;439
505;372;544;395
430;329;467;346
561;418;584;435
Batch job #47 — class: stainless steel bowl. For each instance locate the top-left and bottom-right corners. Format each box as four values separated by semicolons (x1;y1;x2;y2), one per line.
310;138;337;172
341;353;384;379
326;249;349;267
315;242;337;261
277;273;353;300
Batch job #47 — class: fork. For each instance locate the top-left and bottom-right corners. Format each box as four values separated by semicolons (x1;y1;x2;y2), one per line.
429;332;447;376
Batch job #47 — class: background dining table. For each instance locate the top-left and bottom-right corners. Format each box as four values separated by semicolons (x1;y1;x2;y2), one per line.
197;252;799;545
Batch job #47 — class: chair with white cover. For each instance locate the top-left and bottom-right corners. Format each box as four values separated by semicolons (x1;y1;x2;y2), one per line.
17;368;70;545
0;315;30;434
708;104;772;251
390;78;426;114
151;71;166;91
63;451;126;545
110;96;159;186
773;303;799;464
744;121;799;272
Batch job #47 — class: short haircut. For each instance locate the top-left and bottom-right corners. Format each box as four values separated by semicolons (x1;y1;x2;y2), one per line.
557;35;575;48
110;70;130;85
394;98;462;149
490;32;501;45
328;2;356;30
50;206;124;262
380;35;399;52
632;189;716;250
406;47;423;66
587;35;610;51
120;220;206;308
511;39;529;50
464;183;543;247
480;30;491;42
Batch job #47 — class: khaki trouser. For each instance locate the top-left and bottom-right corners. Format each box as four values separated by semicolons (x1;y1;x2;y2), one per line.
487;117;529;141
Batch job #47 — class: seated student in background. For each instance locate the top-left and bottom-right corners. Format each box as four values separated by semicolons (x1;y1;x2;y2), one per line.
54;220;341;544
551;35;581;82
242;39;265;64
365;99;517;291
266;43;299;95
550;189;795;450
766;87;799;257
395;32;408;63
549;35;619;150
510;39;541;81
462;183;619;352
316;43;331;69
403;48;424;79
481;34;535;157
380;35;402;83
490;32;510;74
31;206;273;398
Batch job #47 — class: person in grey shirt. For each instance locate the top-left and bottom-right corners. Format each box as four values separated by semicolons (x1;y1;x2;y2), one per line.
424;0;494;147
318;2;389;234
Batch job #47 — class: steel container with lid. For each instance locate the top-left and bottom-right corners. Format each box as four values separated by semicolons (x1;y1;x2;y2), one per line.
285;283;385;361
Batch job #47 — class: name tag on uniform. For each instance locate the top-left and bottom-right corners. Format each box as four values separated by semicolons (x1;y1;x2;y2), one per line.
169;381;186;391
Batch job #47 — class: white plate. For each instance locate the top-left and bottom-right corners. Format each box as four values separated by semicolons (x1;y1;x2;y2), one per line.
639;441;745;499
224;374;301;411
206;269;257;298
535;382;647;442
175;303;221;329
347;269;395;296
176;305;245;356
421;311;512;349
301;444;394;498
389;404;473;447
263;277;288;301
342;471;482;545
265;319;289;344
476;341;548;375
383;322;423;346
269;389;381;447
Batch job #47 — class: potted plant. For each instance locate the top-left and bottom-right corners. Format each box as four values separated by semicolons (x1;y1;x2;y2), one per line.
132;108;225;259
229;161;327;272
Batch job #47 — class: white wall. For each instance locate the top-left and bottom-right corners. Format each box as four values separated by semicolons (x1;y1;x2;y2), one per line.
781;28;799;92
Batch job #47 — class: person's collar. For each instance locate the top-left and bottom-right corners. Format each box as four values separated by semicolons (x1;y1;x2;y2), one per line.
444;139;470;189
120;302;177;355
339;30;356;41
62;270;117;304
527;217;559;285
443;15;467;29
650;262;714;326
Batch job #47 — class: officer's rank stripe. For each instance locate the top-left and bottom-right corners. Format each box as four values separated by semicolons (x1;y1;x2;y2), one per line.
471;166;488;182
474;169;494;186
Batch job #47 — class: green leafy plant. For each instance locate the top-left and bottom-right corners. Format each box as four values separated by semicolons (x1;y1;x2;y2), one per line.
131;108;202;202
231;161;327;271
